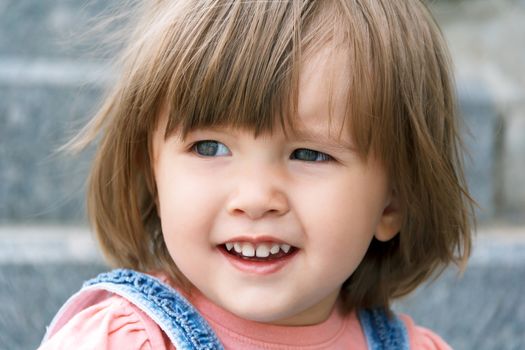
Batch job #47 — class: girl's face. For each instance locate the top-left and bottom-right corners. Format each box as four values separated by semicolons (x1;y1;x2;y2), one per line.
152;49;401;326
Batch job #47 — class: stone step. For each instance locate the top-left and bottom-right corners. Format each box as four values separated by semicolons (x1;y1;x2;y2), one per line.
456;80;499;221
0;72;504;223
0;81;101;223
1;0;525;225
0;226;524;350
2;0;524;223
0;0;111;60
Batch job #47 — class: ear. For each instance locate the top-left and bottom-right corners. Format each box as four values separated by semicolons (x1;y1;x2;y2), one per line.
374;190;403;242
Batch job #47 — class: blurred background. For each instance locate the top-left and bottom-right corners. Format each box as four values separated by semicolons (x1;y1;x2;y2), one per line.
0;0;524;349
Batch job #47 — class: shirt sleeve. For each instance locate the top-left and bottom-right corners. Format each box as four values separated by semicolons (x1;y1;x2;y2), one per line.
400;314;453;350
38;295;171;350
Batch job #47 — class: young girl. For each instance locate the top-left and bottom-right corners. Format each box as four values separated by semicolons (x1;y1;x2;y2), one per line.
39;0;473;349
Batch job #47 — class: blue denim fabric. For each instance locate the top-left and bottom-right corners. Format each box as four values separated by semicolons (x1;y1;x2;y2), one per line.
358;308;409;350
83;269;224;350
65;269;408;349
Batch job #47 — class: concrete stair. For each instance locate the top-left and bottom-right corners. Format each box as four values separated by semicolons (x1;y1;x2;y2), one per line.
1;227;524;350
2;0;525;224
1;1;525;349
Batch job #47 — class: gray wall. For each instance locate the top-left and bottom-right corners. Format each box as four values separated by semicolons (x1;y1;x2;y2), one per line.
1;1;525;350
1;0;524;225
0;0;113;224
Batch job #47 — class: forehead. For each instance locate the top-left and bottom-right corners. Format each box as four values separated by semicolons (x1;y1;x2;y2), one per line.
293;47;351;141
156;45;355;152
153;1;370;148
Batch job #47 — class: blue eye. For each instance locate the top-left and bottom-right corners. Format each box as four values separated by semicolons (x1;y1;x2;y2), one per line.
192;140;230;157
291;149;332;162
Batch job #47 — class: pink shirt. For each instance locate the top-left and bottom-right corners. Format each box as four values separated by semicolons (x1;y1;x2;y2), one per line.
39;279;452;350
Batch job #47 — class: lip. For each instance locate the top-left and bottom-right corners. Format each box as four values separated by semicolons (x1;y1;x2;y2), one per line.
221;235;292;245
218;245;298;275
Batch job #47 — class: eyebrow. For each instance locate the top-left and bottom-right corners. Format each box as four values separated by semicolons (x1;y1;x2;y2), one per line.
290;129;356;152
186;126;356;152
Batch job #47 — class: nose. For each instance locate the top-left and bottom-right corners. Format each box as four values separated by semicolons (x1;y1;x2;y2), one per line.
226;165;290;220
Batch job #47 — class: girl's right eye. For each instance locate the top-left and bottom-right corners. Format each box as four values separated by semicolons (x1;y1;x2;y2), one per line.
191;140;231;157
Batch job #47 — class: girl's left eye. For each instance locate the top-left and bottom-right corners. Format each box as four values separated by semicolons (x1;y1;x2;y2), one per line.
191;140;231;157
290;148;332;162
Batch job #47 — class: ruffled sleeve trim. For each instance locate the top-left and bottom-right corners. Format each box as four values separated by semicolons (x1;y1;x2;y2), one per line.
39;295;170;350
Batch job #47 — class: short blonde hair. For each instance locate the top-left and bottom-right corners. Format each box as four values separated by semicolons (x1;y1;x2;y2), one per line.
75;0;474;312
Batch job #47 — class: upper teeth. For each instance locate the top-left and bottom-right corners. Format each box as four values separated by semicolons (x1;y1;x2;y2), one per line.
225;242;292;257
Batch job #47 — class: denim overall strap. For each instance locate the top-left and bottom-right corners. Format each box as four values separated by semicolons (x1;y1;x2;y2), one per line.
358;308;409;350
81;269;224;350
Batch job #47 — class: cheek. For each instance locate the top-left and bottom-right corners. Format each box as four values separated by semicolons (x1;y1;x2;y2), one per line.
155;165;219;243
156;169;219;276
300;174;387;229
295;173;387;263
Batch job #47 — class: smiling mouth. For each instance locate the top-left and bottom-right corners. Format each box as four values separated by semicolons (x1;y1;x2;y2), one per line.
219;242;298;262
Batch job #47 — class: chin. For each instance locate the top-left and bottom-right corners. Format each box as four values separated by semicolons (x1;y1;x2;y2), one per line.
223;300;298;324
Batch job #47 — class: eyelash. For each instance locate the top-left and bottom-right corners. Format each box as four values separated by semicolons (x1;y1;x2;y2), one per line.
190;140;333;162
290;149;333;162
191;140;231;157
